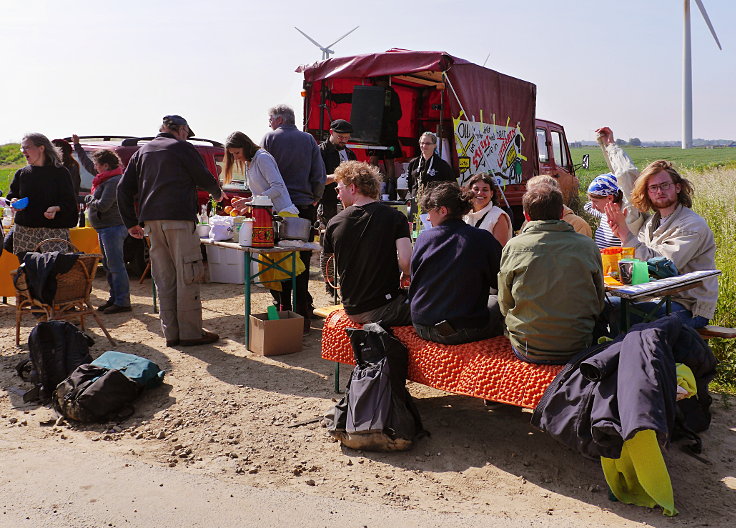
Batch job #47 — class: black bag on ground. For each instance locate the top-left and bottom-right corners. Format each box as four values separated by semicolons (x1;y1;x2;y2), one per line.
325;323;426;451
16;321;94;403
53;364;141;423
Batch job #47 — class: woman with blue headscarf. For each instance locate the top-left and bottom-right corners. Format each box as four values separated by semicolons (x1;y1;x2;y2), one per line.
584;173;623;249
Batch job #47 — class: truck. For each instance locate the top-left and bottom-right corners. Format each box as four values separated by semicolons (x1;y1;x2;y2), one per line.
297;49;584;225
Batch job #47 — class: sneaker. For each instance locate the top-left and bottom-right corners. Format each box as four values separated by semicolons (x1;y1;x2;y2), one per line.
179;330;219;347
97;300;114;312
103;304;132;314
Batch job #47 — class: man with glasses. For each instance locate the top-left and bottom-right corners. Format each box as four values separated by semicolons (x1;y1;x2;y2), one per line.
318;119;356;297
262;105;326;332
596;126;717;329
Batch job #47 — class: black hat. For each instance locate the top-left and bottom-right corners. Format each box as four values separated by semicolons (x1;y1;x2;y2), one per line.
163;115;195;138
330;119;353;134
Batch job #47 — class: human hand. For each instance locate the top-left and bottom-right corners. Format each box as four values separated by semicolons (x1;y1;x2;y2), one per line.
595;127;615;146
400;271;411;289
231;196;248;209
128;225;145;239
604;202;629;240
216;191;229;203
43;206;60;219
72;134;80;145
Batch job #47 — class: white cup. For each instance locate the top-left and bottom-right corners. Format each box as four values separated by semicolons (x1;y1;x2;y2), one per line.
239;219;254;246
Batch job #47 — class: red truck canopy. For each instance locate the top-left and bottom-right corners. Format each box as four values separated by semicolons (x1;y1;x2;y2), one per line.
297;49;538;192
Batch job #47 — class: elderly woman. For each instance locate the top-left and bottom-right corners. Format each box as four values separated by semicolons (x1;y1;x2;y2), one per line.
463;173;513;246
583;173;622;249
406;131;455;199
223;131;298;214
6;133;78;256
72;134;131;314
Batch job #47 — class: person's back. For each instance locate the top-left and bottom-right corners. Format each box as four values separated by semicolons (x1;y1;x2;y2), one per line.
326;202;407;315
499;185;605;363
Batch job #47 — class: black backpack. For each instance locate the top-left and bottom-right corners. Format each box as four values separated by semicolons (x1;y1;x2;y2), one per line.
326;323;426;451
16;321;94;403
53;364;141;423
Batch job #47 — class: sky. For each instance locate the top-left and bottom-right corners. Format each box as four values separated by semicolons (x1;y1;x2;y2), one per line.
1;0;734;145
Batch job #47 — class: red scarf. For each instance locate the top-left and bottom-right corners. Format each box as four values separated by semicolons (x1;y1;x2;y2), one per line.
90;167;123;194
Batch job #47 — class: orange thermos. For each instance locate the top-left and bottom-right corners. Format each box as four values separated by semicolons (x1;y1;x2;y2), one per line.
250;204;274;248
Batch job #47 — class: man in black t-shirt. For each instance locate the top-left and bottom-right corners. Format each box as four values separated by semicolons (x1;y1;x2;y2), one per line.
323;161;412;326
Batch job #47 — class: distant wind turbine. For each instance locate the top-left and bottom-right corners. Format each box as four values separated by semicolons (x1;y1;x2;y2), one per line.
294;26;360;60
682;0;722;149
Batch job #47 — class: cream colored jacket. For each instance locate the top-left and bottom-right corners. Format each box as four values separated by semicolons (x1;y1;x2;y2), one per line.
602;144;718;319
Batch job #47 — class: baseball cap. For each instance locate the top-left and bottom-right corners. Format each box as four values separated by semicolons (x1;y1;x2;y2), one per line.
330;119;353;134
163;115;195;138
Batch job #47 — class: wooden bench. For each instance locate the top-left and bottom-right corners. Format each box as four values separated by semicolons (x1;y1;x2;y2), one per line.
321;310;563;409
697;325;736;339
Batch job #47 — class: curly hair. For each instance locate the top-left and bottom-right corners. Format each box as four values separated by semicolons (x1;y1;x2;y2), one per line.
631;160;693;211
91;149;122;170
334;161;381;199
420;181;473;219
465;173;501;207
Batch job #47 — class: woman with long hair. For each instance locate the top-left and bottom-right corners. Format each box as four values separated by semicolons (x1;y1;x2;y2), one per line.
6;133;78;255
52;138;81;195
463;173;513;246
223;131;297;214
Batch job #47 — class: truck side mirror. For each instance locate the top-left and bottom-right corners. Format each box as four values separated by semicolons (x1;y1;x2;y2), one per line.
582;154;590;170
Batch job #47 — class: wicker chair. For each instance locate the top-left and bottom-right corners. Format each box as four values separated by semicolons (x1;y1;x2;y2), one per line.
12;238;116;346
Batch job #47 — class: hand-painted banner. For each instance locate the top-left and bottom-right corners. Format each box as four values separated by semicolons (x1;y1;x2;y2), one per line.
453;113;527;187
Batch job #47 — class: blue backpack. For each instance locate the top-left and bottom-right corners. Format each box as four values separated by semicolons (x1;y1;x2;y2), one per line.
91;351;165;389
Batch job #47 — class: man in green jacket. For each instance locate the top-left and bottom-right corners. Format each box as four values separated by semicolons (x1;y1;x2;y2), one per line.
499;183;605;364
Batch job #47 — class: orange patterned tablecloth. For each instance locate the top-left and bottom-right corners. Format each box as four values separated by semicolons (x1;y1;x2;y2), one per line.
321;310;564;409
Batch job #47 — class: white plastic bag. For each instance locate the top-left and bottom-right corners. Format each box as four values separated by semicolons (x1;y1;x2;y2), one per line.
209;216;234;241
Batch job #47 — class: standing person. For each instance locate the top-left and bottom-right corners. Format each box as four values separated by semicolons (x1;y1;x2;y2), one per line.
318;119;356;296
406;132;455;200
463;173;513;246
583;173;622;249
597;126;717;329
499;183;605;364
223;131;298;214
410;182;503;344
323;161;411;326
7;133;78;256
117;115;227;347
72;134;131;314
52;138;81;196
262;104;326;332
367;76;403;200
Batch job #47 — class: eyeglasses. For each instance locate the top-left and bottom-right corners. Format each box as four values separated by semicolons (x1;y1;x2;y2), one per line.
647;182;674;193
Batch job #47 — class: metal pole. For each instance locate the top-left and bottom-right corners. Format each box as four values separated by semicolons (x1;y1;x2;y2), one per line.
682;0;693;149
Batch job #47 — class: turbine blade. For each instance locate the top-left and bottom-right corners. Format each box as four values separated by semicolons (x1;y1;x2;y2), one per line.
693;0;723;50
325;26;359;49
294;27;325;50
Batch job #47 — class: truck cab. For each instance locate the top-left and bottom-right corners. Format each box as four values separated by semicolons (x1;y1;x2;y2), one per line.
535;119;580;208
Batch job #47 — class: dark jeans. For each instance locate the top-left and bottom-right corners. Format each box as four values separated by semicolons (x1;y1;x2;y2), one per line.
413;296;504;345
270;204;316;319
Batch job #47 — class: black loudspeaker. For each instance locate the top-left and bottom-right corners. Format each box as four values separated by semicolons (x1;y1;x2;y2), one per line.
349;86;386;144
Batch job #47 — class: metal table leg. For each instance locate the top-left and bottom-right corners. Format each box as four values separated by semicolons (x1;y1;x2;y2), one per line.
245;252;252;347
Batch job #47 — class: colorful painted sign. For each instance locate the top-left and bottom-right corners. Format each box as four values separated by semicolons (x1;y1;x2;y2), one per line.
453;113;527;187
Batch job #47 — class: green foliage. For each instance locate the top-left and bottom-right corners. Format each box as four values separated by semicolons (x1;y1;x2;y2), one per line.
1;166;19;195
0;143;23;165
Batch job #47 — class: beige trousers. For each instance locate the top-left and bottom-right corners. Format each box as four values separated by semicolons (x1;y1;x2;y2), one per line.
145;220;205;341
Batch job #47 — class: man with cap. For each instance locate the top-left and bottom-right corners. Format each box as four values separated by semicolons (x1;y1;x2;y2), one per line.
118;115;227;347
318;119;357;296
584;173;623;250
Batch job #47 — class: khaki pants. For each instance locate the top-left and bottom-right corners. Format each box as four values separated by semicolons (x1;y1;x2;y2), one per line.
146;220;205;341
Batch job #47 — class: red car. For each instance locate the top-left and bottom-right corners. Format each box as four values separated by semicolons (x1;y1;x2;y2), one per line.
68;135;251;274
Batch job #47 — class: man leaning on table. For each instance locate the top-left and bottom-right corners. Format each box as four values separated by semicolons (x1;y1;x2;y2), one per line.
596;126;717;330
117;115;227;347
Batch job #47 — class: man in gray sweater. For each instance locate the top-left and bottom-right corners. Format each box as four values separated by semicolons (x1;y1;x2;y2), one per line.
597;126;717;329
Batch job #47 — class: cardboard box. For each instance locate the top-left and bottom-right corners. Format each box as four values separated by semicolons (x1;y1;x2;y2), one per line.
249;311;303;356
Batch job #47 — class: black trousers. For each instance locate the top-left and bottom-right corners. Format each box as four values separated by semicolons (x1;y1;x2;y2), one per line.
270;204;316;319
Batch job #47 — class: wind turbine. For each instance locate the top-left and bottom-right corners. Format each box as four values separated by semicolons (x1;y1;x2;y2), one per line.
682;0;722;149
294;26;359;61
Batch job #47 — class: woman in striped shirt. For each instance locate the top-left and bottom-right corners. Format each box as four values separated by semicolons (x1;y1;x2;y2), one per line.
584;173;623;250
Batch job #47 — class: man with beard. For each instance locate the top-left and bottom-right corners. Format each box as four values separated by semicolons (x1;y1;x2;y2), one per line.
597;126;717;330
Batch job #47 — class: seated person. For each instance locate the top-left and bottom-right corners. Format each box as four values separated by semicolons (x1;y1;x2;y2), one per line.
499;182;605;364
597;126;717;329
523;175;592;238
463;173;512;246
323;161;411;326
409;182;504;345
583;173;622;249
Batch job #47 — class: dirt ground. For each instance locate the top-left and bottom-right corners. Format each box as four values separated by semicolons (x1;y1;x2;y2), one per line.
1;263;735;527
